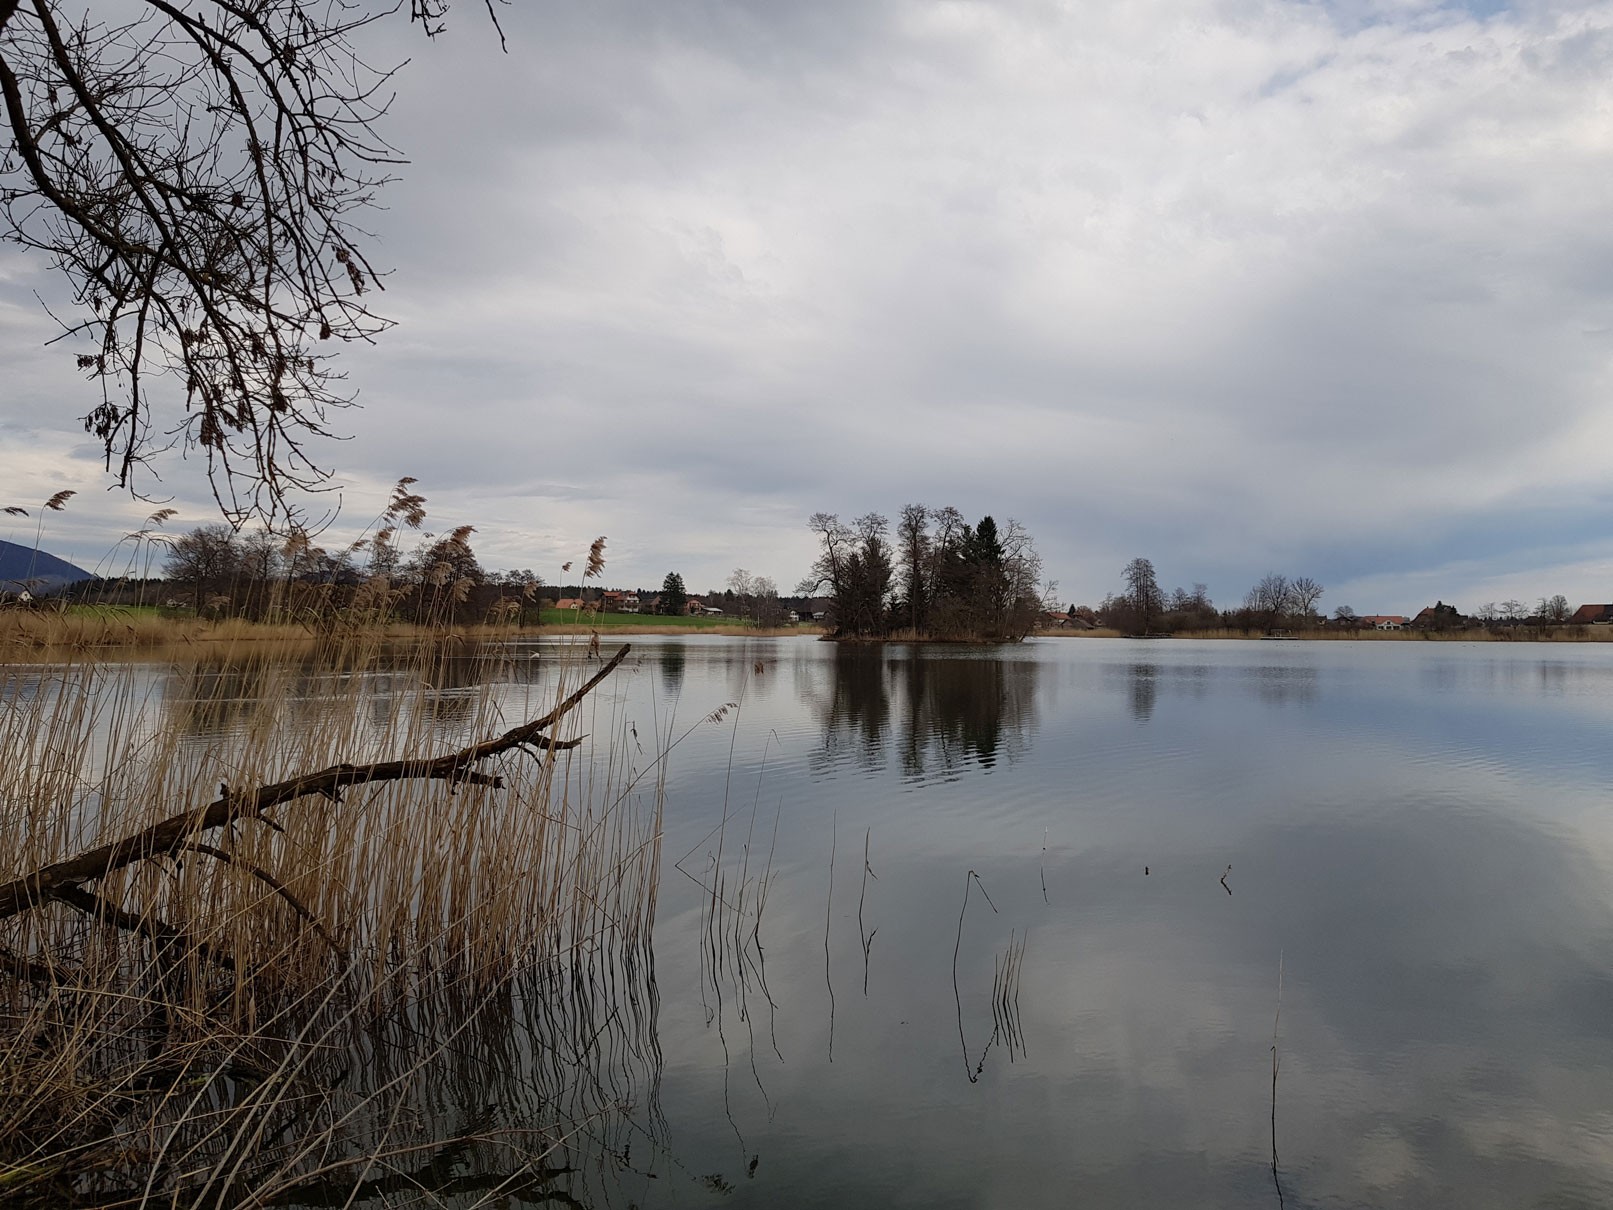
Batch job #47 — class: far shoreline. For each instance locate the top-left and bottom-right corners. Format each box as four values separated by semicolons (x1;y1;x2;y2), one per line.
1034;625;1613;642
9;611;1613;659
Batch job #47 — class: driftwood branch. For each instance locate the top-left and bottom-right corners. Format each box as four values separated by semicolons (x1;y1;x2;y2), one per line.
52;883;235;971
0;644;631;920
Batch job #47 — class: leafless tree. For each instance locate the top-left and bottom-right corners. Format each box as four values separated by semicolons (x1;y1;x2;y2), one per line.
931;505;966;557
1246;573;1293;619
998;518;1042;603
728;567;755;619
1539;594;1570;623
750;574;787;627
1290;576;1324;618
163;521;240;610
1123;556;1163;634
0;0;484;521
896;502;930;632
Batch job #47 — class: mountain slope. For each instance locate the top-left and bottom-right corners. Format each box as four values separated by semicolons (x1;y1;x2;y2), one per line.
0;539;94;593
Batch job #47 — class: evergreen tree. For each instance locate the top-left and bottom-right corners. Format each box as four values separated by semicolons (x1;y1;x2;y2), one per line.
659;572;688;616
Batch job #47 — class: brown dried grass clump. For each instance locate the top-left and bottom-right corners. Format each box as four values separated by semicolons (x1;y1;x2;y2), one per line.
0;631;665;1207
0;609;320;657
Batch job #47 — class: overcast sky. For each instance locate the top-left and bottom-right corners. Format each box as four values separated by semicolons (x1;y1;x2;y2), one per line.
6;0;1613;612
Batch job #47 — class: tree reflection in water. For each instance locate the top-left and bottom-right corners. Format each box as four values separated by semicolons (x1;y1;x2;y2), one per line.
1128;663;1158;722
812;646;1039;781
659;641;686;697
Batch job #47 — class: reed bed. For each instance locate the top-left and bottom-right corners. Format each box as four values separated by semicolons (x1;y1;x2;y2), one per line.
0;632;667;1207
0;610;585;659
0;610;822;659
0;610;314;655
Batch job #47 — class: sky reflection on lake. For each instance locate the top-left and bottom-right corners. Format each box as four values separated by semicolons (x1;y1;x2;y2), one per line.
622;637;1613;1210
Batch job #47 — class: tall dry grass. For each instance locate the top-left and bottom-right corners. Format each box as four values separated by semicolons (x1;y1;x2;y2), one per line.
0;631;666;1207
0;609;314;656
0;608;589;660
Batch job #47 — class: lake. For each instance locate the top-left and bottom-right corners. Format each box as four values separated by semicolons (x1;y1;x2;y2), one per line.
586;636;1613;1209
18;635;1613;1207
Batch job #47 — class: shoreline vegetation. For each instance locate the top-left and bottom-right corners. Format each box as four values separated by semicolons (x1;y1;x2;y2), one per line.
1042;625;1613;642
9;610;1613;658
1;536;676;1204
0;607;820;658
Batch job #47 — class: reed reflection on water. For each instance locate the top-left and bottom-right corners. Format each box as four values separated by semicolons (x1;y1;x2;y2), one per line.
639;638;1613;1210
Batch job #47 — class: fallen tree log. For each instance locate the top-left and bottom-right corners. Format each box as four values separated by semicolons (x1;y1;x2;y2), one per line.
0;643;631;920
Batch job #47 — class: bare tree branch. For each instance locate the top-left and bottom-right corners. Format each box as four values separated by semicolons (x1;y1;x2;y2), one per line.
0;644;632;918
0;0;433;521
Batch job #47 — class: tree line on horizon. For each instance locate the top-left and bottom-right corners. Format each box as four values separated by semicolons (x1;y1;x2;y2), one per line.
1089;560;1587;635
15;486;1595;638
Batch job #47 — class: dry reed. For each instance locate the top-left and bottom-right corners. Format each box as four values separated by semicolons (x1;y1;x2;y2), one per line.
0;627;667;1207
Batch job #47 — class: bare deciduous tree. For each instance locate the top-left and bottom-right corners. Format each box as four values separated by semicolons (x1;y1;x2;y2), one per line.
1290;576;1324;618
896;502;930;632
727;567;755;619
1123;556;1163;634
163;521;240;610
0;0;481;520
798;512;854;601
1246;573;1293;620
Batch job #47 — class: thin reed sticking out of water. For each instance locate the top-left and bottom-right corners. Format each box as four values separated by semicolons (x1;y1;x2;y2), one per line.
858;828;877;996
665;684;783;1145
1272;951;1286;1210
952;869;998;1084
990;929;1028;1062
824;809;837;1063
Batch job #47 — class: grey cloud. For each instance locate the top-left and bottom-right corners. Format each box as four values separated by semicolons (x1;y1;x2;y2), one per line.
7;0;1613;602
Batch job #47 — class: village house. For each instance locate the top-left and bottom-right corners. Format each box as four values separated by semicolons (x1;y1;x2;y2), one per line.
1570;604;1613;625
1358;615;1408;630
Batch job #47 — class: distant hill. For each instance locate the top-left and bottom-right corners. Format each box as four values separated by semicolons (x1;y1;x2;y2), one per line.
0;539;93;594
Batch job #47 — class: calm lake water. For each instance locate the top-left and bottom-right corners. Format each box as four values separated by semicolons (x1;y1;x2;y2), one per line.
54;636;1613;1207
598;636;1613;1210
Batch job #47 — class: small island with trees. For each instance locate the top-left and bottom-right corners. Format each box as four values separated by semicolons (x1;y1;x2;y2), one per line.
798;506;1052;642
